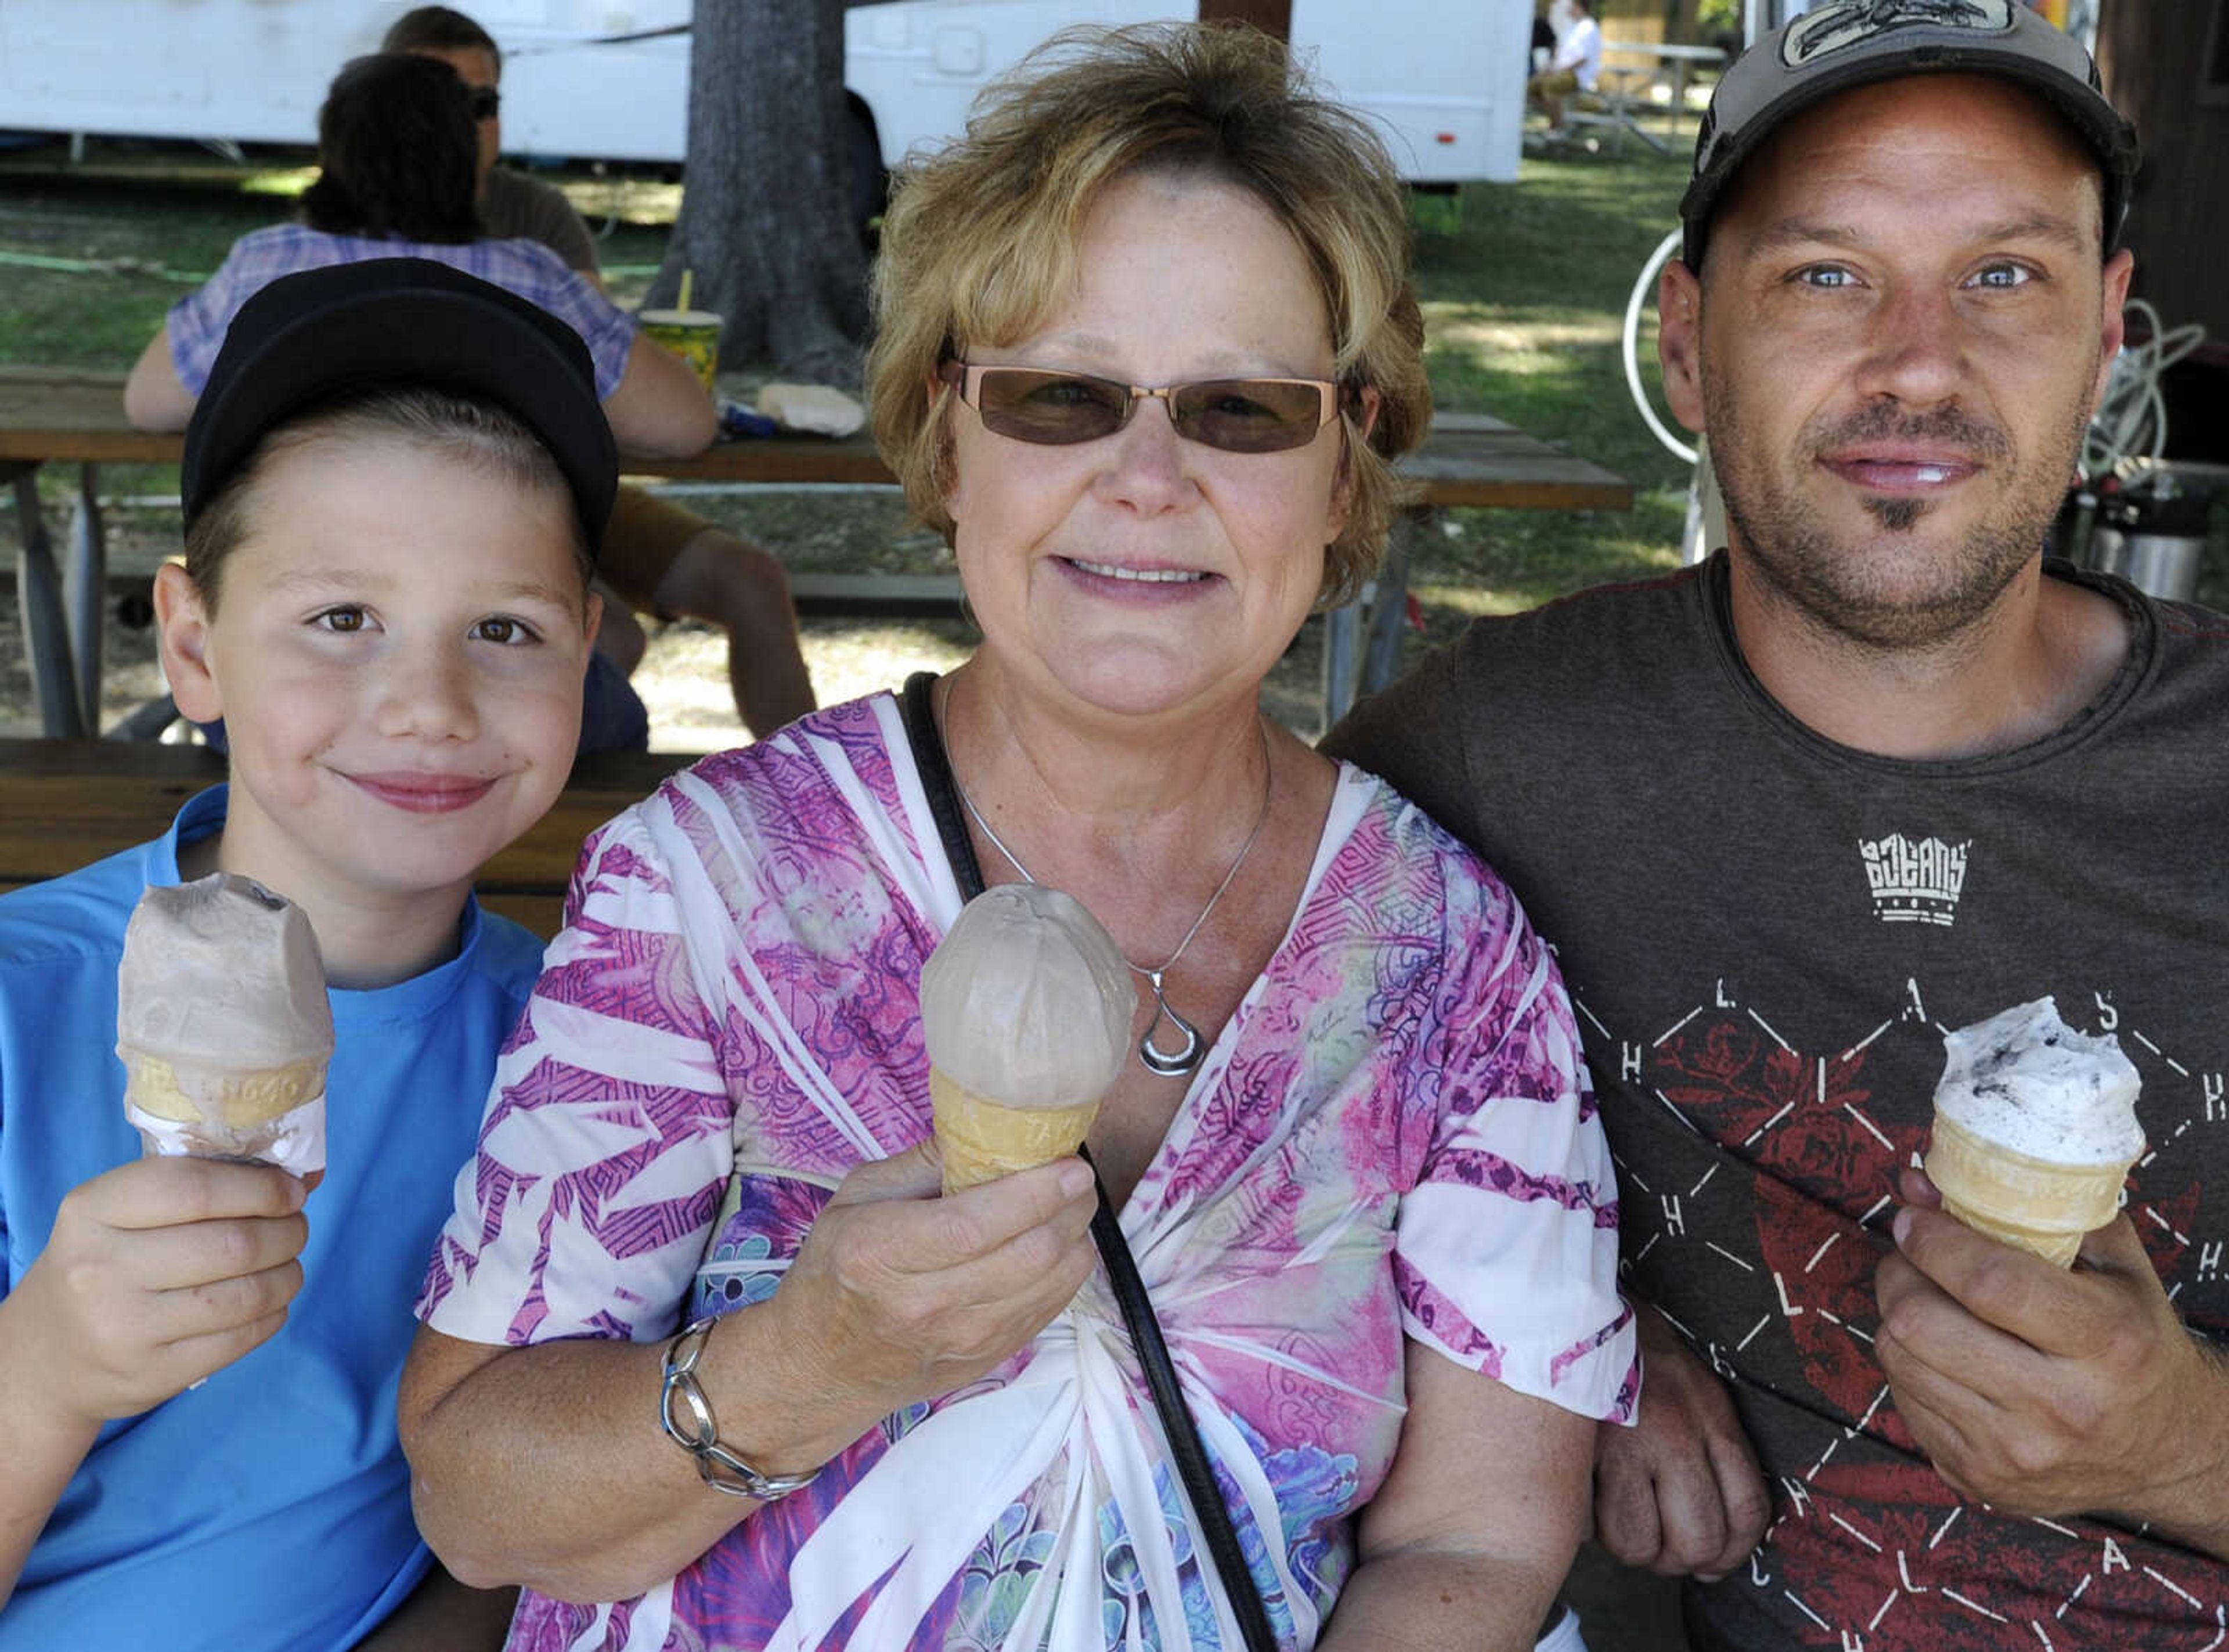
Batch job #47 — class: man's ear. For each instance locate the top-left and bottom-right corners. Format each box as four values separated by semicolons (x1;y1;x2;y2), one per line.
2087;248;2136;426
154;561;223;724
1658;259;1708;435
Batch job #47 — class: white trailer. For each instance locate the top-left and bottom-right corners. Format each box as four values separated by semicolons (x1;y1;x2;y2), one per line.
0;1;1533;185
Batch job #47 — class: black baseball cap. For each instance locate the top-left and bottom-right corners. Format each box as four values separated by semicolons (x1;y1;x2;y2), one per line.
180;258;618;547
1680;0;2140;272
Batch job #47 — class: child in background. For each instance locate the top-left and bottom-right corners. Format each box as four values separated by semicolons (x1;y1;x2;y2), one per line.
0;259;613;1652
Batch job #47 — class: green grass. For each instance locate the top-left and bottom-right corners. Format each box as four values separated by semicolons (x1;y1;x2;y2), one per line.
1406;148;1696;632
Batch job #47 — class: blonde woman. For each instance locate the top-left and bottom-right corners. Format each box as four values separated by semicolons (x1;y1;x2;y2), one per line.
399;24;1634;1651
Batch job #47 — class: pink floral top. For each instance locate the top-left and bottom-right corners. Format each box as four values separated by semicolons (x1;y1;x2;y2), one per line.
419;694;1636;1652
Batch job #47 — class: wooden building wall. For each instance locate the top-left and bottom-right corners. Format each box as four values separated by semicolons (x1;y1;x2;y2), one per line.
2097;0;2229;343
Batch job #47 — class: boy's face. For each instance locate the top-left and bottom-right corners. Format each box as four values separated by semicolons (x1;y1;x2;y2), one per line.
158;434;595;909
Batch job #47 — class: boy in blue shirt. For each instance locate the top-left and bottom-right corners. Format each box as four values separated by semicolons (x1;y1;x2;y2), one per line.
0;259;616;1651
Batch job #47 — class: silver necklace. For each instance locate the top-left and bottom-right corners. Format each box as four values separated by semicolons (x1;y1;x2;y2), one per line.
942;692;1274;1079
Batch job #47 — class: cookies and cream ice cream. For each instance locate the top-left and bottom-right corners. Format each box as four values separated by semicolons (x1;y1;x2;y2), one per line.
920;883;1135;1194
1924;997;2144;1267
116;873;333;1175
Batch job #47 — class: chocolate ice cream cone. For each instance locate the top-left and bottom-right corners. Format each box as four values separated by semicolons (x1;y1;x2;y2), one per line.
117;873;333;1173
919;883;1135;1196
930;1069;1099;1194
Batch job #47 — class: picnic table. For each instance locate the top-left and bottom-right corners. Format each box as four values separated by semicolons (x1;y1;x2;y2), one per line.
1568;38;1726;154
0;365;1632;739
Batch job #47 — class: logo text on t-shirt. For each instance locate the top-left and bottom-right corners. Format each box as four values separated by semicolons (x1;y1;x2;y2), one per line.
1857;833;1971;927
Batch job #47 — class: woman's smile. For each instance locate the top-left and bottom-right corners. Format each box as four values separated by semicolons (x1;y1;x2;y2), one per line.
1055;554;1219;599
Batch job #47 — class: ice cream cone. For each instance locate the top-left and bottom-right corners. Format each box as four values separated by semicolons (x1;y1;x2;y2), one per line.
931;1069;1099;1193
123;1052;327;1128
116;872;333;1174
919;883;1135;1196
1924;1113;2130;1268
1923;997;2144;1269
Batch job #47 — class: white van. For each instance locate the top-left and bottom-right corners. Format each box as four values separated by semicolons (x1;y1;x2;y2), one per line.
0;1;1534;185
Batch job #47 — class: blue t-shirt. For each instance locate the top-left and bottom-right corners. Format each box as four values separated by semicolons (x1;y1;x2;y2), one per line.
0;787;546;1652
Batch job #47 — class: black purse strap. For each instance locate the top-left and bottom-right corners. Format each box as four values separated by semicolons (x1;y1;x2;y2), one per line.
899;672;1281;1652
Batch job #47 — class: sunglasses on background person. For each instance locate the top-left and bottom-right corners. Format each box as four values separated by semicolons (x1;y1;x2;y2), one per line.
468;86;501;120
939;361;1348;455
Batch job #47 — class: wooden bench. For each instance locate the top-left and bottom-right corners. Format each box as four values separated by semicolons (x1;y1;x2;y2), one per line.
2;368;1633;737
0;740;693;938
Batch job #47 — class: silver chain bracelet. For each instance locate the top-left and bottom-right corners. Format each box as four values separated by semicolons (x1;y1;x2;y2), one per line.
658;1315;819;1500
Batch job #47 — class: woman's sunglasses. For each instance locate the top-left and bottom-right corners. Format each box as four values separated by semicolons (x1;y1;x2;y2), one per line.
939;362;1346;455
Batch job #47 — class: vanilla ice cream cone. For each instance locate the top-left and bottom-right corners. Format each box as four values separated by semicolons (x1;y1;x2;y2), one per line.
117;873;333;1175
1923;998;2143;1269
920;883;1135;1196
1925;1113;2130;1268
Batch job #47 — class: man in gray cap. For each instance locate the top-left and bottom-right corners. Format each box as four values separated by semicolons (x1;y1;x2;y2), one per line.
1329;3;2229;1647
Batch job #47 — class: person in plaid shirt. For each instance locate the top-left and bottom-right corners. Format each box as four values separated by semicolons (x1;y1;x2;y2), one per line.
125;51;712;460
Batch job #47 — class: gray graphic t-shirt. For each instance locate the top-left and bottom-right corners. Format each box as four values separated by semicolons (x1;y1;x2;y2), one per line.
1329;554;2229;1650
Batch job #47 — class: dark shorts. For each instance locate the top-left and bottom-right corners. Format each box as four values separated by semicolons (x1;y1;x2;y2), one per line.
578;648;650;754
597;485;708;612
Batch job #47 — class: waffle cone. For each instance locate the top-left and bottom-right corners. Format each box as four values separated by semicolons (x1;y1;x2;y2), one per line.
930;1069;1097;1194
1924;1113;2134;1269
123;1052;327;1128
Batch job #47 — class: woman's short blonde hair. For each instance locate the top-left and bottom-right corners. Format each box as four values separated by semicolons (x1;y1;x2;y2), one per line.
867;21;1430;608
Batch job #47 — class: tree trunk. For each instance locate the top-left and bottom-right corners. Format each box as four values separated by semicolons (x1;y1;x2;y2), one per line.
653;0;868;385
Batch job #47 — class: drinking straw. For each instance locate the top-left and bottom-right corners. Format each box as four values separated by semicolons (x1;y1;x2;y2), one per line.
679;268;694;313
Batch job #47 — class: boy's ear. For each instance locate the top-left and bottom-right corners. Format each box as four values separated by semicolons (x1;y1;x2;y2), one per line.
154;562;223;724
582;587;604;646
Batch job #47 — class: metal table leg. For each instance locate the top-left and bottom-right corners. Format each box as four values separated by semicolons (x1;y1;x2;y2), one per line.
1359;513;1416;701
68;461;106;734
1320;510;1422;731
1321;601;1361;731
12;467;88;740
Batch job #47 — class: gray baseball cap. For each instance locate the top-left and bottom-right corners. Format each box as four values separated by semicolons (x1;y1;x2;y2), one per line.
1680;0;2139;271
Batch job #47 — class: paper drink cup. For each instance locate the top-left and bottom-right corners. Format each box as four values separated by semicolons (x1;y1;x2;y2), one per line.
638;308;722;394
